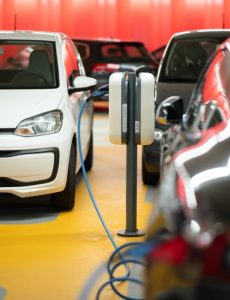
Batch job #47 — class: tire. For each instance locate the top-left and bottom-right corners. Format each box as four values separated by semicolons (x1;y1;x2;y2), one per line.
142;155;159;186
52;144;76;211
84;131;93;171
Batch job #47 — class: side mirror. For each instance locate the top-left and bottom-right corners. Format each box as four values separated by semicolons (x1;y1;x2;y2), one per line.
156;96;184;125
68;76;97;95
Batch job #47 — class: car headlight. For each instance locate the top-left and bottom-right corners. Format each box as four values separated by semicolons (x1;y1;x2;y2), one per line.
14;110;63;136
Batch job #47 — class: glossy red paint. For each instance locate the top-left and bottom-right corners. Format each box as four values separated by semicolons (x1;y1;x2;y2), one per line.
148;236;189;265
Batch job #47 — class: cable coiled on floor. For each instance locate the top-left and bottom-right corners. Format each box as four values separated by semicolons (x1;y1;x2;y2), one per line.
77;98;158;299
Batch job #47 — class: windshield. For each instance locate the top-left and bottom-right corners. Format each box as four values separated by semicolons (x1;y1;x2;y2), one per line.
159;39;222;83
0;40;58;89
98;43;153;63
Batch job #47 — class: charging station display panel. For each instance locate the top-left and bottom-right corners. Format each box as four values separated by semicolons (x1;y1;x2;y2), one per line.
109;72;128;144
135;72;155;145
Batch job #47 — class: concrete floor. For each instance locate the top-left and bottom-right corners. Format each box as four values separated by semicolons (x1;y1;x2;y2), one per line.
0;112;155;300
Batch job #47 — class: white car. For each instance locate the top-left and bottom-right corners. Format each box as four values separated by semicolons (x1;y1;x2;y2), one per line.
0;30;97;210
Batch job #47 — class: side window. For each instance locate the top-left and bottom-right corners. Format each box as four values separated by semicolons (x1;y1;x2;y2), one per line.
75;47;86;76
185;93;203;130
63;39;80;85
186;48;226;132
201;101;224;130
74;42;89;60
186;99;224;132
219;49;230;100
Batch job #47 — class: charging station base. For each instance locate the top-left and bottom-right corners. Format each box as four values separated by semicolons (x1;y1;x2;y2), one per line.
117;229;145;237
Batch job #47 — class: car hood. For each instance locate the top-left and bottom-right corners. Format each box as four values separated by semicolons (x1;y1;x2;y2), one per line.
0;89;63;128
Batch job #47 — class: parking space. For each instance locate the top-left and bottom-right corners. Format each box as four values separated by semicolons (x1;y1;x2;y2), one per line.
0;112;154;300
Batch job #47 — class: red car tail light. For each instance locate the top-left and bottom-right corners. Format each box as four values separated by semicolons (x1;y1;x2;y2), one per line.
92;63;120;73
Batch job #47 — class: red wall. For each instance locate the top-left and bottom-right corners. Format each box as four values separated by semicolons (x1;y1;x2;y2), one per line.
0;0;227;51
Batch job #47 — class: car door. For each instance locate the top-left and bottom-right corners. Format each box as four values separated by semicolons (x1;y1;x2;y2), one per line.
63;38;92;159
161;47;228;170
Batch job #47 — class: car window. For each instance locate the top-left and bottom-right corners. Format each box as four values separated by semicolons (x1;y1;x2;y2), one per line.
0;41;57;89
185;95;224;132
185;93;203;130
76;51;86;76
74;42;90;60
63;39;81;85
159;39;221;82
73;43;86;76
101;44;124;57
122;45;143;57
185;47;227;131
98;43;153;63
201;101;224;129
219;48;230;99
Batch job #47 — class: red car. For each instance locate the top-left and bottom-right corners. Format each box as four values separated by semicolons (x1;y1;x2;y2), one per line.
145;37;230;299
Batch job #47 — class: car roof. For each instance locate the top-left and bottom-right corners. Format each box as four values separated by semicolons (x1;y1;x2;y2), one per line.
0;30;68;42
171;29;230;40
73;37;121;42
72;37;145;46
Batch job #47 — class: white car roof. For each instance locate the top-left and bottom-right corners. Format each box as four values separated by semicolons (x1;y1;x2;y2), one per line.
0;30;68;42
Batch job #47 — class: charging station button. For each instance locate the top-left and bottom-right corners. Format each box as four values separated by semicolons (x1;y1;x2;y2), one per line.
135;120;140;133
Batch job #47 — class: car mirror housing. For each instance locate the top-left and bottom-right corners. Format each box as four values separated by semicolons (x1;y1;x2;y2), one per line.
156;96;184;125
69;76;97;95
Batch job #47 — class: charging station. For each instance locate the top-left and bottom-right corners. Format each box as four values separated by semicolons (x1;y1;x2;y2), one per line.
109;71;155;236
109;72;128;144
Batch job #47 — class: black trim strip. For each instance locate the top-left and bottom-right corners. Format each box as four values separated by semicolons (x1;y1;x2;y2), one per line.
0;147;59;187
121;74;128;144
0;128;14;134
135;75;141;145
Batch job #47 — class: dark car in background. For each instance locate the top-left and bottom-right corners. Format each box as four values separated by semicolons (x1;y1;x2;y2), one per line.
73;38;156;89
150;45;165;71
142;29;230;185
145;37;230;300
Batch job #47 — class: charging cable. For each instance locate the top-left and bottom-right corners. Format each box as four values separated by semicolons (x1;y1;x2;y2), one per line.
77;97;117;251
77;94;158;299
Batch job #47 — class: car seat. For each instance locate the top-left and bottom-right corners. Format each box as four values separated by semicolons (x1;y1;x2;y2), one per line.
28;50;53;83
11;50;53;86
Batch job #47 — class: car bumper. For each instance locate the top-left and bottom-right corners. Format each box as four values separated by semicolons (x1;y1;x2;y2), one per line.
0;132;71;198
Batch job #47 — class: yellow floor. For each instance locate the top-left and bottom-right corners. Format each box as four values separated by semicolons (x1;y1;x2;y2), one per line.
0;112;155;300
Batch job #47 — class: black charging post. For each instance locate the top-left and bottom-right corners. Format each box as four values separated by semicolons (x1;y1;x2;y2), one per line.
118;72;145;237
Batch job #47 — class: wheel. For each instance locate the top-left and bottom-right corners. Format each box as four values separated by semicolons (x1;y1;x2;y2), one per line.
142;155;159;186
52;144;76;211
84;130;93;171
